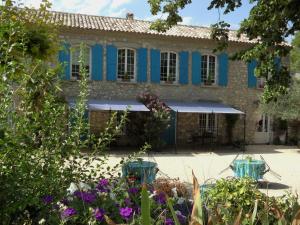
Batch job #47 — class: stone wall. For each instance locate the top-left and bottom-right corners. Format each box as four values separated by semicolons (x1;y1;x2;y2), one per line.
89;111;110;136
60;28;265;144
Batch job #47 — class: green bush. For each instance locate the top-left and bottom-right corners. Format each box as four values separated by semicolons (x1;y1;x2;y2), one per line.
204;178;300;225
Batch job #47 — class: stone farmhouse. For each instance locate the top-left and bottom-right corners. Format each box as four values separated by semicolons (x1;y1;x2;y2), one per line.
53;11;278;147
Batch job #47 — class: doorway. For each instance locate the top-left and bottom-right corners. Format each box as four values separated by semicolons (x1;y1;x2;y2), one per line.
254;114;272;144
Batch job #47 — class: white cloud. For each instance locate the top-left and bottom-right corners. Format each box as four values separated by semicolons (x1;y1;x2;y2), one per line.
22;0;134;17
107;8;128;17
179;16;193;25
23;0;44;8
144;13;168;22
144;14;196;26
110;0;133;9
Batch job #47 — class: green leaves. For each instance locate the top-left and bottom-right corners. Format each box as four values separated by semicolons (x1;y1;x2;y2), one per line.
167;197;181;225
148;0;192;32
141;184;151;225
208;0;242;14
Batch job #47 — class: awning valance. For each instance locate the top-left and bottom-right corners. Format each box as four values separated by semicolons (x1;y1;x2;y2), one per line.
68;99;149;112
165;101;244;114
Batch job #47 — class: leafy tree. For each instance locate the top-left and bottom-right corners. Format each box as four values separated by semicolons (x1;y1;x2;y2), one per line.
148;0;299;102
0;1;146;223
291;32;300;73
260;78;300;121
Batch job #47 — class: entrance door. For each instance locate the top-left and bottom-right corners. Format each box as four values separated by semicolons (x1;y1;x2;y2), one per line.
161;111;176;146
254;114;272;144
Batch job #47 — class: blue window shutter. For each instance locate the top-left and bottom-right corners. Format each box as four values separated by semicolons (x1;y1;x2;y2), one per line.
179;51;189;84
106;45;117;81
218;53;228;87
248;60;257;88
192;51;201;85
58;42;70;80
137;48;148;82
91;44;103;81
150;49;160;83
275;57;281;71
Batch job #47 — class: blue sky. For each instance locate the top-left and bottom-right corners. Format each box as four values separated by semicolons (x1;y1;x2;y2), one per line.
23;0;253;30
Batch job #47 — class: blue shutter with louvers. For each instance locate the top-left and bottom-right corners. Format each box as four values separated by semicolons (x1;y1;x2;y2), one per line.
58;42;70;80
248;60;257;88
179;51;189;84
137;48;148;82
218;53;228;87
150;49;160;83
106;45;117;81
275;57;281;71
91;44;103;81
192;51;201;85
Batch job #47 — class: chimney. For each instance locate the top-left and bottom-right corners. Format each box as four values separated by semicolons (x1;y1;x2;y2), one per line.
126;12;134;20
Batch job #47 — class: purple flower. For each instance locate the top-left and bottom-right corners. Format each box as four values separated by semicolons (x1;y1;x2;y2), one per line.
177;213;186;224
62;208;77;218
74;191;96;203
60;198;69;206
133;206;141;215
42;195;53;204
165;218;174;225
94;208;105;222
154;192;166;205
96;179;109;193
124;197;132;206
128;187;139;195
119;207;133;220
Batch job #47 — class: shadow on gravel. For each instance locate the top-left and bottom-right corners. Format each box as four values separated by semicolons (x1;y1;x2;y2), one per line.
258;181;290;190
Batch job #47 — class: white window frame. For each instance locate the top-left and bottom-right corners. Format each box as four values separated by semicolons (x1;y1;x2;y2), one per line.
198;113;218;134
70;45;92;80
160;51;179;84
201;54;217;86
117;48;136;82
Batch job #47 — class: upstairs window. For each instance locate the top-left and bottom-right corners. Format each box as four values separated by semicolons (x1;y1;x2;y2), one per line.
117;48;136;82
71;46;90;80
160;52;178;83
201;55;216;85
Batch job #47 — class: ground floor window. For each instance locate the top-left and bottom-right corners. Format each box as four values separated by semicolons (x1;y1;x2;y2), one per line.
198;113;217;135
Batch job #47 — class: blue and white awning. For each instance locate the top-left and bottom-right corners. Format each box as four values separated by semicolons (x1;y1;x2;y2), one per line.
165;101;244;114
68;99;149;112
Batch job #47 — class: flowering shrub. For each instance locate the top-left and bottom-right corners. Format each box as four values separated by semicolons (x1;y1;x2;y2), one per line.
43;178;191;225
126;92;171;148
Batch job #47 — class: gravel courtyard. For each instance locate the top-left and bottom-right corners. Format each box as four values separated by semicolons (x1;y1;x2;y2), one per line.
107;145;300;197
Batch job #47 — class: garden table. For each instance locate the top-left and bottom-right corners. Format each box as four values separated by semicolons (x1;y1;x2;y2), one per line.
232;159;266;181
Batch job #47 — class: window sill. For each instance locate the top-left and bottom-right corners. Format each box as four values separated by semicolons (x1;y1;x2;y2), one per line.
116;80;138;85
201;84;219;88
160;81;179;86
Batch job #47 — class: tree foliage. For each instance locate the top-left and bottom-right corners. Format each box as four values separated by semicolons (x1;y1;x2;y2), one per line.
260;78;300;121
291;32;300;73
0;1;144;223
148;0;300;102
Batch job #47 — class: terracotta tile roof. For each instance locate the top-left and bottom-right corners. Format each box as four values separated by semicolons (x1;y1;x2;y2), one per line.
35;10;255;44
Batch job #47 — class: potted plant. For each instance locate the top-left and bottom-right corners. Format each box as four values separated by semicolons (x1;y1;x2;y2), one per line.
122;72;131;82
165;75;174;84
204;72;213;85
